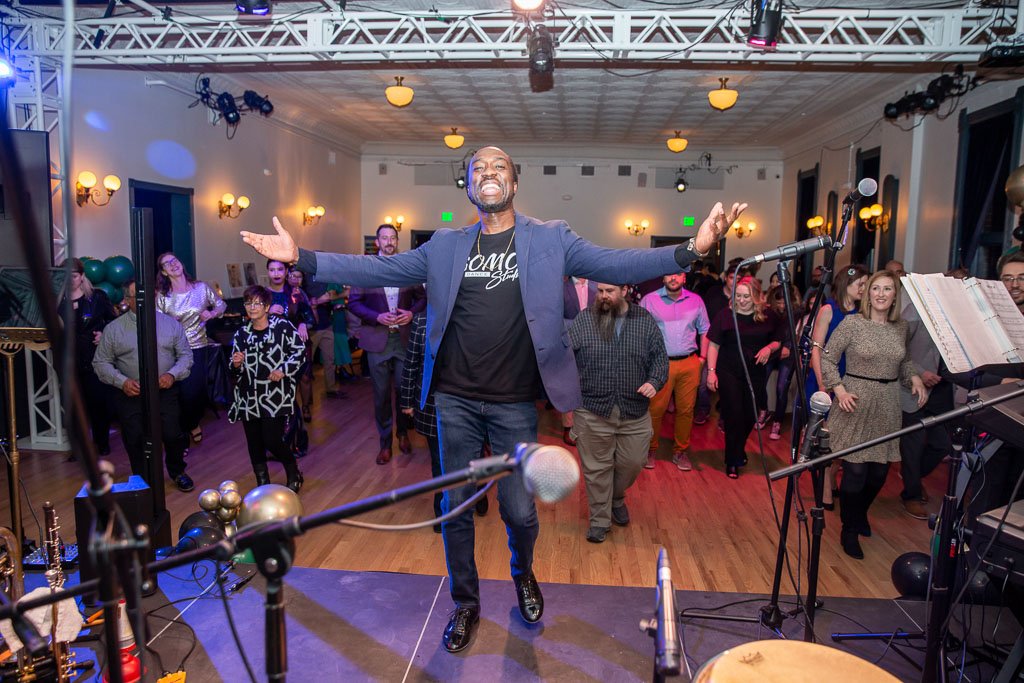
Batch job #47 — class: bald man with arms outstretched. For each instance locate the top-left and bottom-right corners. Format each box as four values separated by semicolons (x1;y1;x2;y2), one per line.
242;145;747;654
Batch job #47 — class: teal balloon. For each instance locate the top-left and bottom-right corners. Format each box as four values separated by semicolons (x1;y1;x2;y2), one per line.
82;258;106;284
95;281;123;305
103;255;135;286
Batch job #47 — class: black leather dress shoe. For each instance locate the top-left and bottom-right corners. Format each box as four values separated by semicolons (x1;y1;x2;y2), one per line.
513;572;544;623
442;607;480;653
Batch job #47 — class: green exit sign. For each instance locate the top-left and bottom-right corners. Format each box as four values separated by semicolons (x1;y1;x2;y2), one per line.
441;211;454;222
682;216;696;227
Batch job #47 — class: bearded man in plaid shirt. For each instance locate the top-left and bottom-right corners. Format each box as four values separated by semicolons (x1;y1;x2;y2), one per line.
568;283;668;544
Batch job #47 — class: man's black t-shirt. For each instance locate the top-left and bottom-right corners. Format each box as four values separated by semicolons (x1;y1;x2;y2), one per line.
434;229;541;403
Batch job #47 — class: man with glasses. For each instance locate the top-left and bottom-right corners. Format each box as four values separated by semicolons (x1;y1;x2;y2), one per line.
348;224;426;465
999;250;1024;314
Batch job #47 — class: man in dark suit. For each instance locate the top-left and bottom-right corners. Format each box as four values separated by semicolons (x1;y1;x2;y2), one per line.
241;145;747;654
349;224;426;465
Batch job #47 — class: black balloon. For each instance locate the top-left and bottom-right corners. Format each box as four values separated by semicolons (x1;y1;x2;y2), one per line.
174;525;226;554
178;510;225;541
891;551;931;599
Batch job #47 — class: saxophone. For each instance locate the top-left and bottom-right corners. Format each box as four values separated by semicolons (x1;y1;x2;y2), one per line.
0;524;27;672
42;502;74;683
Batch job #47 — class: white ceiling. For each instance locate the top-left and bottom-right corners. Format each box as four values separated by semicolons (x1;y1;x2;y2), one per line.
109;0;992;151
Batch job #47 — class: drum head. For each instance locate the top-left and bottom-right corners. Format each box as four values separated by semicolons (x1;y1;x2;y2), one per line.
695;640;899;683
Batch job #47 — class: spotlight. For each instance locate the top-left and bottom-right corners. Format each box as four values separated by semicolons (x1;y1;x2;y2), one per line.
235;0;271;15
0;57;14;88
528;25;554;75
456;175;466;189
675;174;687;193
747;0;782;50
243;90;274;116
216;91;241;125
513;0;545;10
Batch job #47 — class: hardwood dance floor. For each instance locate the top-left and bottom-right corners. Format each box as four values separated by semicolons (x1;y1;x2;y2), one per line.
2;371;941;599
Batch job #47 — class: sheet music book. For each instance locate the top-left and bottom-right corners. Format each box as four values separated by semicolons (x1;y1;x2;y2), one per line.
902;273;1024;373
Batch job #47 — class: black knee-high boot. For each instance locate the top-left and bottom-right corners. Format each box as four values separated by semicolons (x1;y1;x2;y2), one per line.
253;463;271;486
839;488;864;559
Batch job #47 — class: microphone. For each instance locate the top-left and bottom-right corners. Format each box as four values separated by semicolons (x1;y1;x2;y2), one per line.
515;443;580;503
748;235;833;264
842;177;878;204
655;547;681;676
467;443;580;503
797;391;832;464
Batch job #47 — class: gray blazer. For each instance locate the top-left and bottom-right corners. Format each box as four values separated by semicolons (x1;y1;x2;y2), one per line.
309;212;688;412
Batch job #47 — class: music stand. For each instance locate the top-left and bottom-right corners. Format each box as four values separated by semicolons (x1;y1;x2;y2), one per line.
0;266;66;554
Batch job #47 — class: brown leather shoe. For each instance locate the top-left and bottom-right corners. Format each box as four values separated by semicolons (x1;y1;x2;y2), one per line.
375;447;392;465
398;433;412;454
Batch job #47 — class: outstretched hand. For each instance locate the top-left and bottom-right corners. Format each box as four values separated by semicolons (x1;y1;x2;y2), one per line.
694;202;748;255
240;216;299;264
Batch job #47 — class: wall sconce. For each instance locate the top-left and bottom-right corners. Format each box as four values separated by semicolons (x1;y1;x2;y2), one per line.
806;215;831;237
732;220;756;239
303;205;326;225
858;203;888;231
624;218;650;236
218;192;250;219
383;214;405;231
76;171;121;207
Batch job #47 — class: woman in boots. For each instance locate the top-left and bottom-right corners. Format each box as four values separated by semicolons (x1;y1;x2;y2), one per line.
821;270;928;559
229;285;306;492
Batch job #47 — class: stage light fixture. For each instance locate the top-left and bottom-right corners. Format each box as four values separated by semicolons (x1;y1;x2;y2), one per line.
675;173;687;193
456;175;466;189
216;91;241;125
243;90;274;116
747;0;782;50
513;0;545;10
235;0;271;15
528;25;554;75
0;57;14;87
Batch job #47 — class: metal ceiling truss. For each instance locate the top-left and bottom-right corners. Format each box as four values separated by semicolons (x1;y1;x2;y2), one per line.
0;6;1017;67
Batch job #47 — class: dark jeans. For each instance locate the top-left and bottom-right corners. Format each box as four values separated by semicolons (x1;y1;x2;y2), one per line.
178;345;214;433
427;434;443;518
771;360;796;423
367;334;412;449
899;409;950;501
241;415;299;475
435;392;539;608
114;384;187;482
840;460;890;532
717;367;765;467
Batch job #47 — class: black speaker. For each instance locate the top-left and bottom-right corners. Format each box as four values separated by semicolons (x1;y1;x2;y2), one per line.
75;475;171;605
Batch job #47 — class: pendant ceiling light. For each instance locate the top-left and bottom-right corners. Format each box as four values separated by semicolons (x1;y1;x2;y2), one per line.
666;131;688;153
385;76;414;108
708;78;739;111
444;127;465;149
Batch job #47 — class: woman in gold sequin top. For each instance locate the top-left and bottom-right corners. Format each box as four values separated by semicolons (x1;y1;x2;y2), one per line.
156;252;227;445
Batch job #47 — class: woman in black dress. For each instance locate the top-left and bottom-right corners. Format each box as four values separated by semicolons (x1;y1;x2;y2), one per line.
706;276;786;478
65;258;117;455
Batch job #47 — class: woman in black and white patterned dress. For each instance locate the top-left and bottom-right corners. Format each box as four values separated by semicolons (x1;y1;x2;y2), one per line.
229;285;306;492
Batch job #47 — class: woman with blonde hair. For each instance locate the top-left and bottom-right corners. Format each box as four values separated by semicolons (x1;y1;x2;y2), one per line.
806;263;870;508
706;276;786;478
821;270;928;559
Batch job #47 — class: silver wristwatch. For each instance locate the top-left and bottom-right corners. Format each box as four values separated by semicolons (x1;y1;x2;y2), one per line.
686;237;710;258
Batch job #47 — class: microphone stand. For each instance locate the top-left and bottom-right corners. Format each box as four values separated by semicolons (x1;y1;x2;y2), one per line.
683;207;851;640
771;382;1024;682
0;448;545;682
